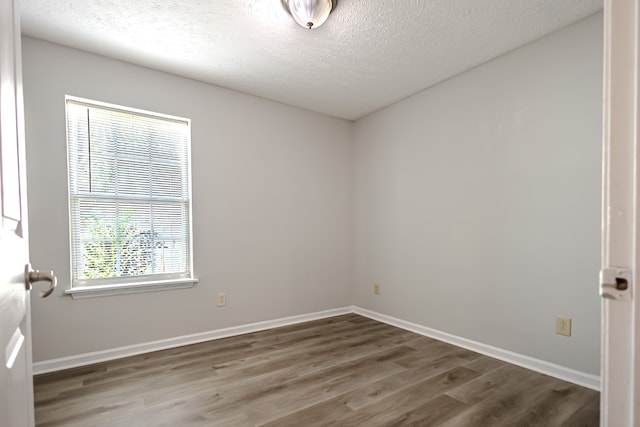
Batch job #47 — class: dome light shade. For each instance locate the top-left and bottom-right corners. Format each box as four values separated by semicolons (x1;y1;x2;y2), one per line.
284;0;336;29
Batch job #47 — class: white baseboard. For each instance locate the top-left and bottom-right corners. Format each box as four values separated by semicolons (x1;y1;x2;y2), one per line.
33;305;601;391
32;306;351;375
352;306;601;391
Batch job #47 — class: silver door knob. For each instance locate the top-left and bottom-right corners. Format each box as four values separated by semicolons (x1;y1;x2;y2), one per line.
24;264;57;298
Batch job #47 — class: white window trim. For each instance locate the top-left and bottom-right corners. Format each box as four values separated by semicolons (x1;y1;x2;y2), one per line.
64;278;198;299
65;95;197;298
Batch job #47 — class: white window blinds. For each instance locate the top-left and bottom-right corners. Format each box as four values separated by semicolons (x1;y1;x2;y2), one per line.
66;97;193;287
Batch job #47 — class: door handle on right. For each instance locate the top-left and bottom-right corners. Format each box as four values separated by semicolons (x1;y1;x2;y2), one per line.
24;264;57;298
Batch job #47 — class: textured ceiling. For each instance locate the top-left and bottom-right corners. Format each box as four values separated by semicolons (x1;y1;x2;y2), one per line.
20;0;602;120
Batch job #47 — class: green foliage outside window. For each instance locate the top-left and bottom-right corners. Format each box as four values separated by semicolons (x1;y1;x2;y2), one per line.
82;213;162;279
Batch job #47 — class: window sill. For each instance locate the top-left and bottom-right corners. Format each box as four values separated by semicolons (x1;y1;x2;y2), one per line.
64;278;198;299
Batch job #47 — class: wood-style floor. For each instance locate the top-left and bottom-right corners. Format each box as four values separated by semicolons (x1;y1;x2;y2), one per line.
34;314;599;426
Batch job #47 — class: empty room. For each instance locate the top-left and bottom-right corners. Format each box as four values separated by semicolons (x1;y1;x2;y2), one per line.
3;0;635;426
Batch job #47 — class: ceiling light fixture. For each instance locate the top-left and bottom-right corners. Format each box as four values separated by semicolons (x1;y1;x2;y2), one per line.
282;0;336;30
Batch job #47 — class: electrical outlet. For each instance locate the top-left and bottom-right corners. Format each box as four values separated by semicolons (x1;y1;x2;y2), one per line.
556;317;571;336
218;292;226;307
373;283;380;295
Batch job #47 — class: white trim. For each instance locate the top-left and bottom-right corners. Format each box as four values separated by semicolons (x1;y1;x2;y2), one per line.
32;305;601;391
352;307;601;391
65;95;190;124
32;307;351;375
64;278;198;299
601;0;639;425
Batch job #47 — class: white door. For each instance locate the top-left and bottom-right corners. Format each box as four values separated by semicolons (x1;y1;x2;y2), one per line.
0;0;56;426
601;0;639;426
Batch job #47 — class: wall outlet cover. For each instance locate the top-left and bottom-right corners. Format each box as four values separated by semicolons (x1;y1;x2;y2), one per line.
556;317;571;336
218;293;227;307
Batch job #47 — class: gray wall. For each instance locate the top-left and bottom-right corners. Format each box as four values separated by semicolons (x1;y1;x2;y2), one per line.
24;12;603;375
353;13;602;375
23;38;353;362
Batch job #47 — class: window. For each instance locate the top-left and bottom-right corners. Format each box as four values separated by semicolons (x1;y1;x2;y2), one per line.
65;97;196;298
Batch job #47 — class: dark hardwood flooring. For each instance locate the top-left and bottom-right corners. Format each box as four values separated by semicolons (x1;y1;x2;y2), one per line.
34;314;599;426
